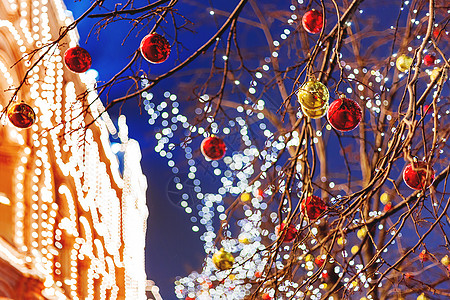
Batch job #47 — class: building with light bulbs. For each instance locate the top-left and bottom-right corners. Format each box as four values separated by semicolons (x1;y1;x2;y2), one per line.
0;0;151;298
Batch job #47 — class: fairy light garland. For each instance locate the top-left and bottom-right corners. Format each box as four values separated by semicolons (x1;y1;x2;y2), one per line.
139;1;450;299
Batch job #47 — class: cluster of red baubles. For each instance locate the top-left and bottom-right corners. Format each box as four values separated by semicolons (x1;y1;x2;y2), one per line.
274;196;327;243
63;33;171;73
7;33;171;130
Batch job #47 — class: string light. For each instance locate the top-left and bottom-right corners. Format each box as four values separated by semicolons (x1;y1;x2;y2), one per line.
1;0;148;298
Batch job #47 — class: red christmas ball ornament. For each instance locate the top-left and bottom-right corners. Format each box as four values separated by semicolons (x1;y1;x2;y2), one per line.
433;28;440;39
254;271;262;278
200;136;226;160
301;195;327;220
140;33;171;64
403;161;435;190
275;222;297;243
314;256;325;267
254;188;264;198
383;202;392;212
327;97;362;131
302;9;324;34
64;46;92;73
262;293;272;300
423;104;432;115
419;250;429;262
423;54;436;67
7;102;36;128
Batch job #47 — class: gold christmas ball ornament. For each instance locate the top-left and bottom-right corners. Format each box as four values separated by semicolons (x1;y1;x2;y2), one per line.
441;255;450;266
417;293;428;300
396;54;413;72
430;67;447;82
304;254;314;262
380;192;390;205
430;67;441;81
337;236;347;246
301;104;328;119
357;227;368;240
297;80;329;111
212;248;235;271
240;193;251;202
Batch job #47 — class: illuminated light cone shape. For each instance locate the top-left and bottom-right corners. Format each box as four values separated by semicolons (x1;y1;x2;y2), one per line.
7;102;36;128
302;104;328;119
423;54;436;66
403;161;435;190
64;46;92;73
302;9;324;34
200;136;226;160
396;54;413;72
298;80;329;111
212;248;234;271
301;195;327;220
275;222;297;243
327;97;362;131
140;33;171;64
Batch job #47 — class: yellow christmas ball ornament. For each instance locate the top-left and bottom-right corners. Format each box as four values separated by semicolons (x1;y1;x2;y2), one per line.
238;233;251;244
430;67;441;81
396;54;413;72
297;80;329;111
380;192;390;205
212;248;235;271
304;254;314;262
430;67;447;82
337;237;347;246
357;227;368;240
351;245;359;255
301;104;328;119
441;255;450;266
240;193;251;202
417;293;428;300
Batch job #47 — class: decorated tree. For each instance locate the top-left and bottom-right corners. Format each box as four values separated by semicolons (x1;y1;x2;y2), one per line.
1;0;449;299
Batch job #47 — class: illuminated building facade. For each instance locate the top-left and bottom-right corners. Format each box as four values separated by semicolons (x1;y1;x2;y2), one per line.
0;0;149;298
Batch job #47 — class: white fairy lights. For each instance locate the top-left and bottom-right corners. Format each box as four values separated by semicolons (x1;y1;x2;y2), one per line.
0;0;148;298
141;1;450;299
